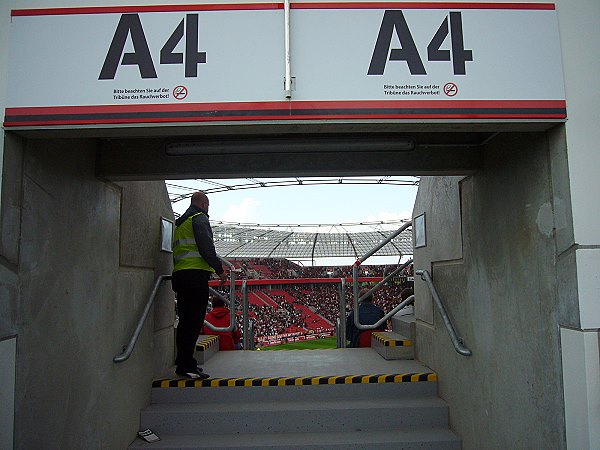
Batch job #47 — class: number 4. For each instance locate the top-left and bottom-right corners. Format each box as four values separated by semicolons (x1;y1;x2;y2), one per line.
427;12;473;75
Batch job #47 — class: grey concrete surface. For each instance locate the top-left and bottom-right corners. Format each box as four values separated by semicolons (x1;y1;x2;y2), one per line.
129;428;462;450
141;397;449;434
413;131;569;449
0;137;174;450
173;348;431;379
138;348;456;450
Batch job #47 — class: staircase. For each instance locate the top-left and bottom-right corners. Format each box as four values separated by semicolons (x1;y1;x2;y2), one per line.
129;338;461;449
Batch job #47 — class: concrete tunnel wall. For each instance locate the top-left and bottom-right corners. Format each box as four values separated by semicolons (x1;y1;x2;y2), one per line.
0;134;175;449
412;129;574;449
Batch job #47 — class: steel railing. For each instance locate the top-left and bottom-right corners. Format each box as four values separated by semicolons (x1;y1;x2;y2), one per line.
349;221;413;332
416;269;472;357
204;257;239;333
114;256;239;363
114;274;172;363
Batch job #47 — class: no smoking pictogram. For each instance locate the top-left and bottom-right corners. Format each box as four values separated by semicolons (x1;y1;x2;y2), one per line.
173;85;188;100
444;83;458;97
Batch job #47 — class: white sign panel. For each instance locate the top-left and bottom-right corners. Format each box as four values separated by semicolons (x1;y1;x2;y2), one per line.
4;2;566;128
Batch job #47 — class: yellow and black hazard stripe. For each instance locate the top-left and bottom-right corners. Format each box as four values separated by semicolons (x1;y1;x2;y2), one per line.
152;372;437;388
195;335;219;352
371;332;412;347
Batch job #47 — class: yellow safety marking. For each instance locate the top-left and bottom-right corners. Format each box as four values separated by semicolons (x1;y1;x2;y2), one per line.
152;372;438;388
195;335;219;351
372;332;412;347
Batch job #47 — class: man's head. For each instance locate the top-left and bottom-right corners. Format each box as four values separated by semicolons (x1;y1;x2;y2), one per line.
400;287;414;301
191;191;210;212
211;297;226;308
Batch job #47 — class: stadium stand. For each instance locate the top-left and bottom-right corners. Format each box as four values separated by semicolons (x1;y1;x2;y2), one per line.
207;258;414;348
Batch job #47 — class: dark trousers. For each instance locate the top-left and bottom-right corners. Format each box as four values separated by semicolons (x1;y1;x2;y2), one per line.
172;269;211;370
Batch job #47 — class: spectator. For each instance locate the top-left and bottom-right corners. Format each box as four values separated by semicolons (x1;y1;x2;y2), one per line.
395;287;415;316
345;288;386;348
203;297;241;350
172;191;226;379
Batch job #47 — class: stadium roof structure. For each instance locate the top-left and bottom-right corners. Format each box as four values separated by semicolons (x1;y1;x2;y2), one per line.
167;177;416;260
210;221;413;260
167;176;419;202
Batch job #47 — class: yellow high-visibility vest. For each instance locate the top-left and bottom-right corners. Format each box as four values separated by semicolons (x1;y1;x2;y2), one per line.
173;212;215;273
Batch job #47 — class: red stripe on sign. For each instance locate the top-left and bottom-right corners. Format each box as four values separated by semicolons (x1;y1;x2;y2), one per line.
11;1;555;16
4;99;566;116
3;99;567;127
289;113;567;119
4;116;294;127
4;114;567;128
4;101;292;116
11;3;283;16
292;2;555;10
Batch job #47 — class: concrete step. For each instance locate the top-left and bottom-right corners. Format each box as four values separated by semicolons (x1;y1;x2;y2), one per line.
152;376;437;403
129;428;461;449
194;334;219;364
140;396;449;435
133;350;461;450
392;313;416;342
371;331;414;360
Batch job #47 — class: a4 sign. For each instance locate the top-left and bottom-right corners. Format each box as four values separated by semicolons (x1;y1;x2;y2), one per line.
99;10;473;80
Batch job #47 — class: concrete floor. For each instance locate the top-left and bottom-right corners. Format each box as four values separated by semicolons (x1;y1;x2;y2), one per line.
186;348;432;379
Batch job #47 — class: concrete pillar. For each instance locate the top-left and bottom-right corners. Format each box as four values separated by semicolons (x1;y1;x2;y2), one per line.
561;328;600;450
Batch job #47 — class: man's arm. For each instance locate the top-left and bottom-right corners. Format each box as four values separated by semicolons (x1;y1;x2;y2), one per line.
192;214;224;275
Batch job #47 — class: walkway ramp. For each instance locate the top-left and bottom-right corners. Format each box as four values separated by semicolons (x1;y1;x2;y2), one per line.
130;349;461;449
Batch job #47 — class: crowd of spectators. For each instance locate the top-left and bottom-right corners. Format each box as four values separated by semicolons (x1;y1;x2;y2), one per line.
208;290;309;340
283;285;340;324
205;258;414;344
246;303;307;338
227;257;412;280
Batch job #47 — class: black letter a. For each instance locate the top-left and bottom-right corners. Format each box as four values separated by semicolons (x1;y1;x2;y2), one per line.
99;14;157;79
368;10;426;76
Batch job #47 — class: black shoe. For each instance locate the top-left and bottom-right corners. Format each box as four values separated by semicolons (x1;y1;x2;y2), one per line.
175;367;210;379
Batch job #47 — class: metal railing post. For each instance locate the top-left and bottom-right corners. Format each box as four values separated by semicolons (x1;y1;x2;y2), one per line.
242;280;249;350
338;278;347;348
416;269;472;357
352;263;360;329
249;320;255;350
204;257;237;333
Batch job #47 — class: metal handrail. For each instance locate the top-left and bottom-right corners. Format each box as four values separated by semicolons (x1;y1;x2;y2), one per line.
114;257;239;363
203;256;238;333
354;221;412;267
416;269;472;357
114;274;171;363
349;220;413;331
